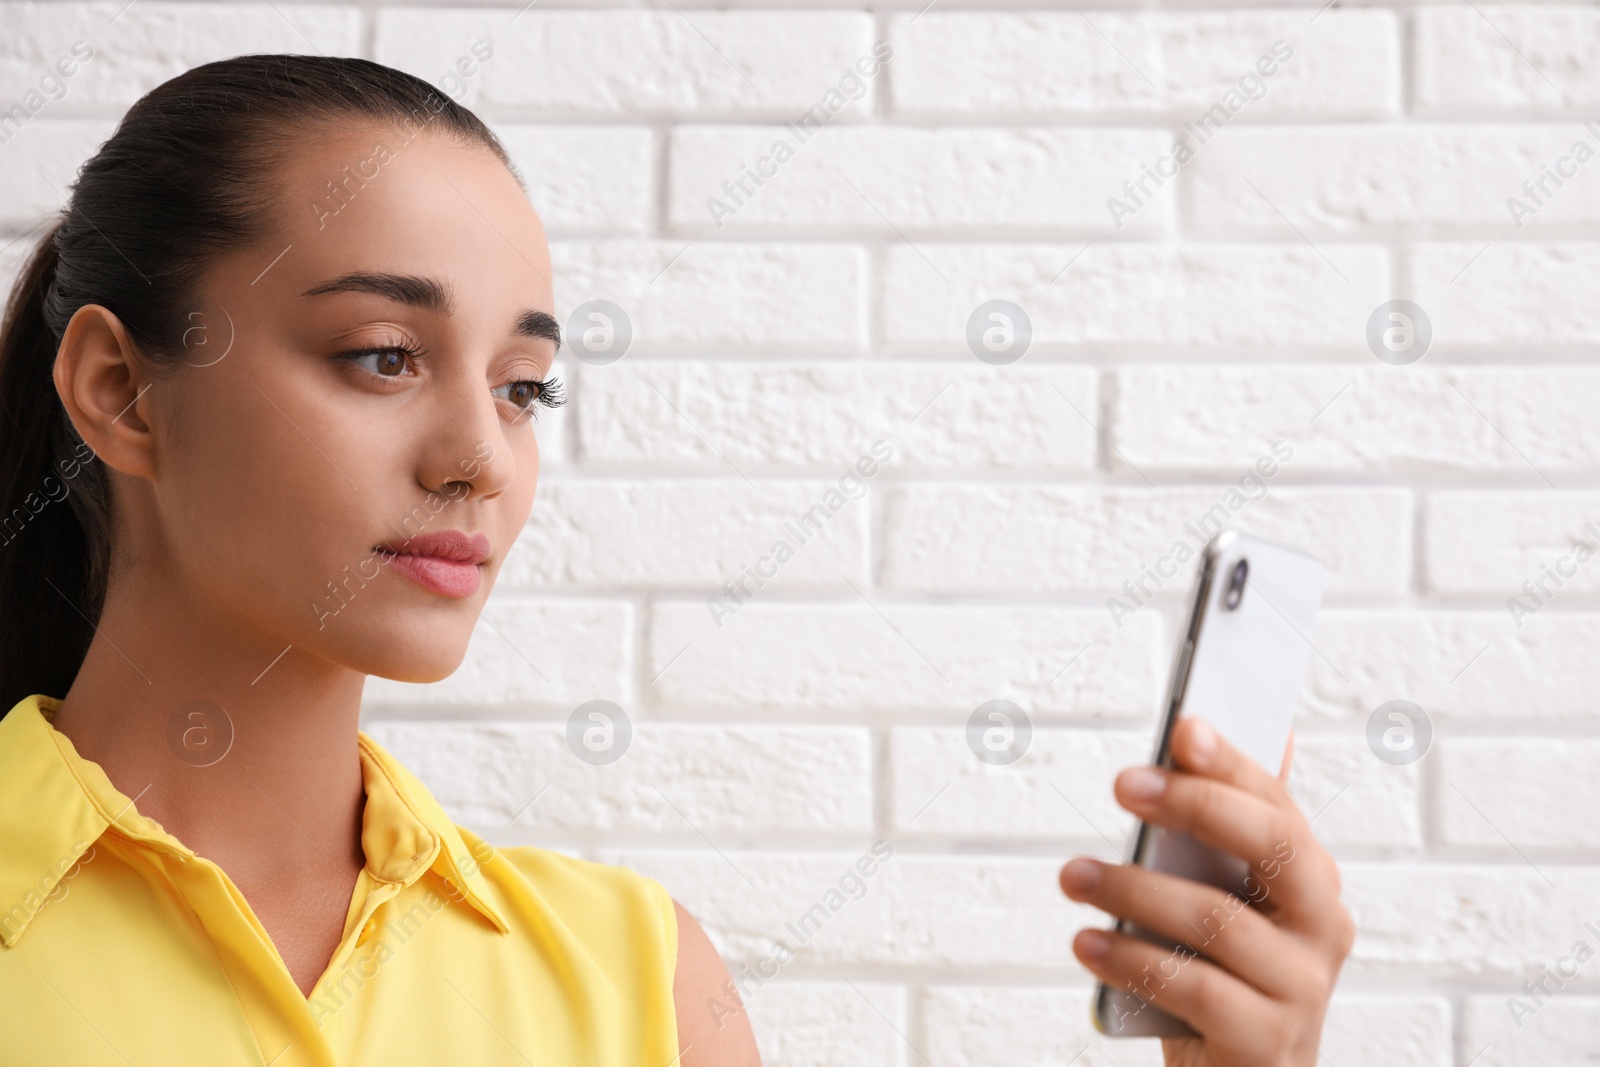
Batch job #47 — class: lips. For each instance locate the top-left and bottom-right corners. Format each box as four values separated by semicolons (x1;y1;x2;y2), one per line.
372;530;491;599
373;530;492;566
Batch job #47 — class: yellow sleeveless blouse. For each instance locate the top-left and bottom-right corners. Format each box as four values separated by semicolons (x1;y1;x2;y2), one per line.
0;693;680;1066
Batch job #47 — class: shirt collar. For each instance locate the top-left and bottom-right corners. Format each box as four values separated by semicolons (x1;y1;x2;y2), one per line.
0;694;507;948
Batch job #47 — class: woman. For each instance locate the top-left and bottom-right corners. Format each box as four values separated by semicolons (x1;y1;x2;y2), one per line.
0;54;1351;1066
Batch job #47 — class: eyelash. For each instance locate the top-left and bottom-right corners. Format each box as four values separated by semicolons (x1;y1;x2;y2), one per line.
333;339;566;417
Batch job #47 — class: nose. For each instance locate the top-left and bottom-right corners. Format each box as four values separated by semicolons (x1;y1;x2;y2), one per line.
417;363;520;503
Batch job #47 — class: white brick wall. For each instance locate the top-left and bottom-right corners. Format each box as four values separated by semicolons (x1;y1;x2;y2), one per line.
4;2;1597;1063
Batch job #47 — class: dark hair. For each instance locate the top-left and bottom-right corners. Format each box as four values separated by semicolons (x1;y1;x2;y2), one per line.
0;54;519;713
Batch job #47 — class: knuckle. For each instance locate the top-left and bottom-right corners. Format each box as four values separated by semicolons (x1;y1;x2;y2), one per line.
1267;1018;1300;1061
1269;813;1301;857
1188;966;1226;1020
1334;907;1357;959
1305;958;1335;1006
1182;778;1222;831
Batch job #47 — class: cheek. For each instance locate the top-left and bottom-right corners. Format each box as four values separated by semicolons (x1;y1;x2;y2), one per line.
157;369;375;603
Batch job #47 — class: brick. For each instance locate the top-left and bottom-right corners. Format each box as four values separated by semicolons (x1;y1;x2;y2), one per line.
1287;735;1423;851
920;988;1452;1067
878;485;1411;597
1426;492;1600;597
552;241;865;351
645;603;1165;719
889;11;1398;118
1464;994;1600;1066
889;725;1422;859
504;478;867;591
922;987;1157;1067
1320;996;1453;1067
1417;7;1600;115
530;362;568;470
493;125;652;235
1412;243;1600;348
606;849;1098;971
363;722;872;836
1439;739;1600;850
0;3;358;109
0;222;51;300
746;983;908;1067
888;727;1148;841
363;598;630;710
882;244;1387;352
376;10;876;117
0;119;116;228
1190;127;1600;234
1344;864;1600;980
1114;366;1600;475
573;361;1096;472
1300;611;1600;723
668;126;1174;234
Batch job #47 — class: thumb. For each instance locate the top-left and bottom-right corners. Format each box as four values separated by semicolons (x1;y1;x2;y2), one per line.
1278;729;1295;784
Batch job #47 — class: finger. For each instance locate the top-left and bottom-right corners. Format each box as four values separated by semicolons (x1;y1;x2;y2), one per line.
1169;716;1293;806
1279;728;1295;784
1058;857;1309;998
1113;766;1328;920
1073;926;1286;1053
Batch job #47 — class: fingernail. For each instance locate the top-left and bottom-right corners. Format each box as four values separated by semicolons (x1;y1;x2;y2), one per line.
1190;719;1217;763
1076;928;1111;962
1121;767;1166;801
1061;858;1102;897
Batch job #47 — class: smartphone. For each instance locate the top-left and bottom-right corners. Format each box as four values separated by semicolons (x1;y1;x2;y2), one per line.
1091;530;1325;1038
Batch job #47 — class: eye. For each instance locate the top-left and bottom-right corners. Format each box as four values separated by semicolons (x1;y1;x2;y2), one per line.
333;342;423;379
494;375;566;416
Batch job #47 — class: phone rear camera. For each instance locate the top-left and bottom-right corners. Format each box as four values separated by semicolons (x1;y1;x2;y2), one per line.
1223;558;1248;610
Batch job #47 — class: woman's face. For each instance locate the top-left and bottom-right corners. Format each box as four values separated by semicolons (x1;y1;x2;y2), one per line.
132;125;557;683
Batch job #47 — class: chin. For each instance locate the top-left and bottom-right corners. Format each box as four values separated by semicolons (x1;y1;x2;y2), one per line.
364;652;470;686
329;624;473;684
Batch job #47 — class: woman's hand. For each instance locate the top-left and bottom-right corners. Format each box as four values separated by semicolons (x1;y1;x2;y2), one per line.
1058;717;1355;1067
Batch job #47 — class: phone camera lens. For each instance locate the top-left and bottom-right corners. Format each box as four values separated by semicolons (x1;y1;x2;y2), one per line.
1223;558;1248;610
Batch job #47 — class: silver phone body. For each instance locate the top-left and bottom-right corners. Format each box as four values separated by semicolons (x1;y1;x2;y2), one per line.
1091;530;1325;1038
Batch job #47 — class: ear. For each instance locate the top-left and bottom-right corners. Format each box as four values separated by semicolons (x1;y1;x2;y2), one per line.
52;303;158;481
1278;728;1295;784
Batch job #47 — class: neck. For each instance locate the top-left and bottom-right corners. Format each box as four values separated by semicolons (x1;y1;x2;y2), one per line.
49;574;367;883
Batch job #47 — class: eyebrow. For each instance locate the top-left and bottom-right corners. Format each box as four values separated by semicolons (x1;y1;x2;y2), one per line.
300;271;561;349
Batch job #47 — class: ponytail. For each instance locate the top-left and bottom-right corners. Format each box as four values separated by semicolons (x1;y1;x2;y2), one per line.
0;55;516;715
0;221;111;707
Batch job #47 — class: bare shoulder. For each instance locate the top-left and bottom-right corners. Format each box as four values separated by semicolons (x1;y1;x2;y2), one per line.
672;899;763;1067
